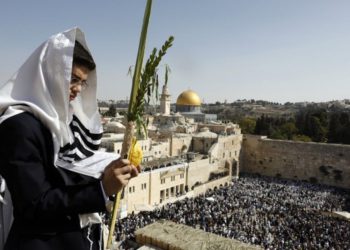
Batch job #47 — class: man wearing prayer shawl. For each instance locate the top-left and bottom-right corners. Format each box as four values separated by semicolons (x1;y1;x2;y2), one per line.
0;27;138;250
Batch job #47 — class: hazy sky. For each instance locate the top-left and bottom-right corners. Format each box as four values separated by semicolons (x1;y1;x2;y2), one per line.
1;1;350;103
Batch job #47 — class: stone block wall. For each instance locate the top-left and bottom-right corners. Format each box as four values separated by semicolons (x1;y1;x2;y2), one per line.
241;135;350;189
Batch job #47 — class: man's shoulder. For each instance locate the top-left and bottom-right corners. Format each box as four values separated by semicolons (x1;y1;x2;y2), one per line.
0;112;44;136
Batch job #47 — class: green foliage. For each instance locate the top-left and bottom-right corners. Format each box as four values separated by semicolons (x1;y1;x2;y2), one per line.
206;101;350;145
328;112;350;144
254;115;287;136
104;104;116;117
310;116;328;142
238;117;256;134
295;107;328;142
128;36;174;137
164;64;171;86
253;107;328;142
292;134;312;142
279;122;298;140
251;107;350;145
270;129;287;140
254;115;310;141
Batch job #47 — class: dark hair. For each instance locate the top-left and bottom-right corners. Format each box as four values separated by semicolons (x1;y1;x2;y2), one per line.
73;41;96;70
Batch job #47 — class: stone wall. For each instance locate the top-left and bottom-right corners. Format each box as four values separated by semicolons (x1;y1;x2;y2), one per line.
192;136;217;154
170;134;192;157
135;220;261;250
217;134;242;165
150;140;170;159
124;164;187;213
125;172;150;212
241;135;350;189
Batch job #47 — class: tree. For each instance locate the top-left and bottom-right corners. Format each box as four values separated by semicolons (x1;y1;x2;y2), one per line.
239;117;256;134
270;129;286;140
328;112;350;144
309;116;327;142
104;104;116;117
279;122;298;140
328;113;341;143
255;115;273;136
295;107;328;142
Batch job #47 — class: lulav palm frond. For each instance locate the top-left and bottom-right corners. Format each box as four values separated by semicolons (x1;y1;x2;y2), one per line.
129;36;174;137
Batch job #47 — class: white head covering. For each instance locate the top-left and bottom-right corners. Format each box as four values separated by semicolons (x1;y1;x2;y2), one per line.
0;27;116;178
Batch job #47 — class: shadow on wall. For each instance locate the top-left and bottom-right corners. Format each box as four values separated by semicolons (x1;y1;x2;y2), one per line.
319;165;343;181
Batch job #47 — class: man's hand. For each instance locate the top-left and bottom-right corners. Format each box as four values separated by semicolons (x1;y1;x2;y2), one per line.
101;158;139;196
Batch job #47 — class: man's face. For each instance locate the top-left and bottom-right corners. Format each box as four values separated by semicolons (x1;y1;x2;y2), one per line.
69;64;90;102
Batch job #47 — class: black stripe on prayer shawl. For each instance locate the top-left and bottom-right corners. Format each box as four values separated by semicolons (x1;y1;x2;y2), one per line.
74;138;95;157
58;156;74;163
59;139;94;158
59;115;101;163
59;143;92;161
59;153;83;162
70;125;100;150
59;142;73;153
72;115;102;141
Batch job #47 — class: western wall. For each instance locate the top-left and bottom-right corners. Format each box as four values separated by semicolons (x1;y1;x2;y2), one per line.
241;135;350;189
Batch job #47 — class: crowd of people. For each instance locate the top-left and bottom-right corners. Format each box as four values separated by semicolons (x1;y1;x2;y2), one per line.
113;174;350;249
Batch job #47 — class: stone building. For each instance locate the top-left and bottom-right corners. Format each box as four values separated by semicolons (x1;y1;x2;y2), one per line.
99;85;245;215
160;82;171;115
176;89;217;122
116;118;243;213
176;90;201;113
192;127;218;154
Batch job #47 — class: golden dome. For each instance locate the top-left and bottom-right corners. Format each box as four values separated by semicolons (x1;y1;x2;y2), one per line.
176;90;201;106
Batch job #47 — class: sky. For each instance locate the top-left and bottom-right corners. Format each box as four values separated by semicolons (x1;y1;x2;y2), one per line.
1;0;350;104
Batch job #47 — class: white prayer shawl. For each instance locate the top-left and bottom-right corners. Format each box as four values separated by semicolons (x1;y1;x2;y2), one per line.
0;27;118;244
